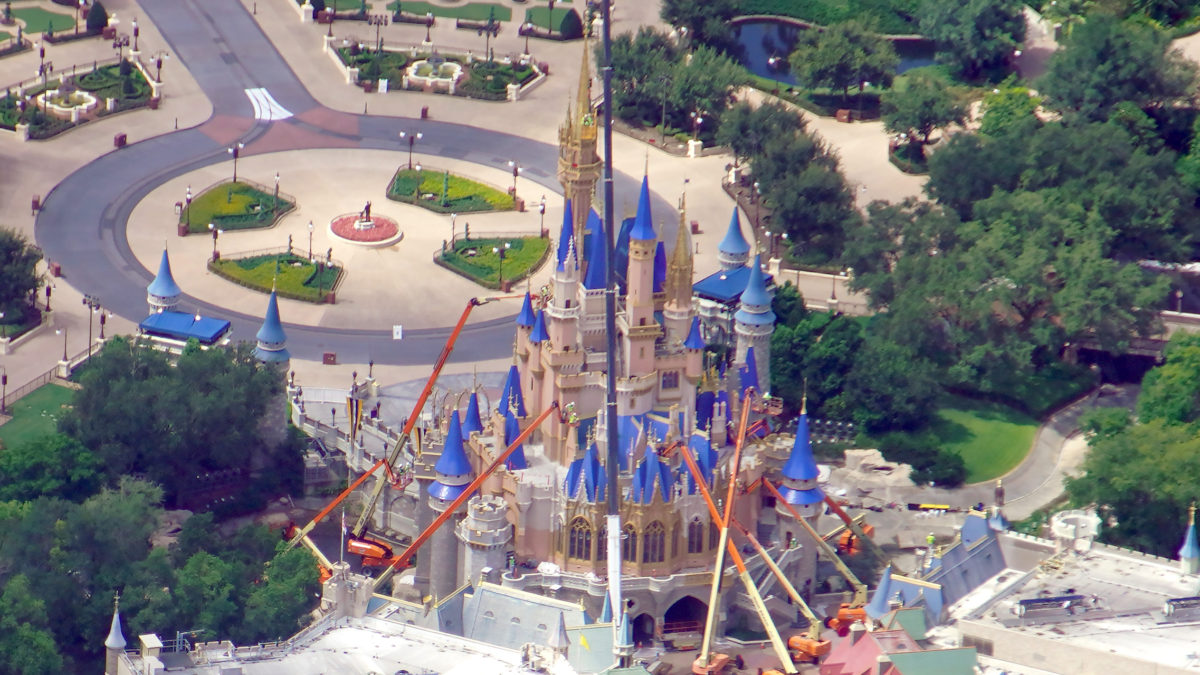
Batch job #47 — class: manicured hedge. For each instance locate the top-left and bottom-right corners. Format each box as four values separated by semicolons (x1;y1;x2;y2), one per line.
437;236;550;289
386;168;514;213
209;254;341;303
182;182;295;233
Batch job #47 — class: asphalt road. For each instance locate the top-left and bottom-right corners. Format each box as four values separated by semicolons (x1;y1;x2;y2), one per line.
34;0;678;365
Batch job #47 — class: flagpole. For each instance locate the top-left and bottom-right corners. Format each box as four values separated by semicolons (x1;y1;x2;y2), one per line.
340;508;346;566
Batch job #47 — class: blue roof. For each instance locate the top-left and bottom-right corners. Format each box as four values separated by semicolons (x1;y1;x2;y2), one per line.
693;266;774;304
583;209;607;290
147;249;182;298
962;513;991;546
556;200;576;272
739;255;773;308
776;483;825;505
866;565;894;620
139;311;231;345
684;434;716;494
684;316;705;349
696;390;715;434
499;365;526;418
782;413;820;481
653;242;666;292
631;176;655;241
1181;517;1199;560
631;448;672;504
428;480;469;501
719;208;751;256
530;309;550;344
504;409;528;470
516;292;536;327
253;343;292;363
463;392;484;436
988;509;1009;532
434;411;473;477
564;443;607;502
739;346;759;396
256;291;288;345
618;610;633;648
600;592;613;623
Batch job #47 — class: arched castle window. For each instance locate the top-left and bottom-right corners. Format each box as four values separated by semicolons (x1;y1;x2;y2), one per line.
688;518;704;554
709;521;719;550
662;371;679;389
643;521;665;563
622;524;638;562
568;517;592;560
597;524;607;561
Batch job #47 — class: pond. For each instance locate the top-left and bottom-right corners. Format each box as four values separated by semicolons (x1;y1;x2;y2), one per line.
734;20;937;88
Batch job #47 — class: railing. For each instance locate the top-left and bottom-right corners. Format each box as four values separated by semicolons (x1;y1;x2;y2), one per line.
1;343;96;413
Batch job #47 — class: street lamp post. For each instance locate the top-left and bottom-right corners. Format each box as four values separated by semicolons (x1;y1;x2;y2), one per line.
99;310;107;339
273;172;280;214
450;212;457;240
208;223;222;261
112;34;129;61
131;17;139;51
507;160;520;199
228;143;245;183
493;242;511;290
153;51;169;83
368;14;388;53
185;185;192;230
690;110;705;141
523;22;532;55
425;13;433;42
308;220;314;260
538;195;546;236
56;327;67;361
1;368;7;416
82;294;101;361
400;131;422;170
76;0;84;36
45;285;52;312
765;230;773;258
753;181;761;231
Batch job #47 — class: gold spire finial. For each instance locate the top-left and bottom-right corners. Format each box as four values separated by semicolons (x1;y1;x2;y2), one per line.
576;40;592;125
1190;502;1197;526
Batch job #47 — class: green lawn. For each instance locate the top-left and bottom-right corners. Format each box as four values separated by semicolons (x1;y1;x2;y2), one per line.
387;168;515;213
0;383;73;450
930;397;1037;484
12;7;75;34
0;31;11;41
388;1;512;22
439;236;549;289
182;182;294;233
210;253;342;303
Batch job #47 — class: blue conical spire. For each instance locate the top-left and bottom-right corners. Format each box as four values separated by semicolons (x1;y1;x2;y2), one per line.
556;199;576;272
738;346;759;396
253;291;290;363
631;175;655;241
584;208;607;290
738;255;773;310
463;392;483;436
865;565;894;619
504;408;528;470
516;292;536;327
499;365;526;417
105;602;126;650
600;592;613;623
429;411;473;500
531;309;550;344
719;208;751;256
684;316;705;349
782;406;820;481
617;610;633;648
147;248;182;300
653;241;667;292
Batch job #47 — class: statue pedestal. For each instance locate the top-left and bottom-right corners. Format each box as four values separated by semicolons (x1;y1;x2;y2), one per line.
353;218;375;231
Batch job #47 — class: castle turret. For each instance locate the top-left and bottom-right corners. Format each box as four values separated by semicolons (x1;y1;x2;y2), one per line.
548;200;581;351
718;208;751;271
615;609;634;666
624;176;661;377
252;290;291;366
428;411;474;602
1180;504;1199;575
104;595;126;675
775;402;824;519
734;255;774;394
456;494;513;586
146;248;182;315
557;42;601;247
463;391;484;437
663;198;695;344
515;291;535;358
504;406;529;471
684;316;704;380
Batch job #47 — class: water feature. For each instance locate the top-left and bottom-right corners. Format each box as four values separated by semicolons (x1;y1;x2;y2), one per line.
734;20;937;88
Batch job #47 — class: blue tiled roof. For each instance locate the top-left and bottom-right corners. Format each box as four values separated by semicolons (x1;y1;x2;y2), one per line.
776;484;825;505
256;291;288;345
434;411;472;477
696;390;715;434
613;217;633;293
739;255;773;308
1180;518;1199;559
516;292;535;327
530;309;550;344
693;266;774;304
428;481;469;501
564;442;607;502
600;593;613;623
782;413;820;481
684;433;716;494
618;610;633;648
684;316;705;349
499;365;526;418
631;448;672;504
504;408;528;471
139;311;231;345
719;208;751;256
631;176;655;241
866;565;894;620
962;513;991;546
463;392;483;436
653;241;666;293
739;346;759;396
583;209;606;290
147;249;182;298
556;199;575;271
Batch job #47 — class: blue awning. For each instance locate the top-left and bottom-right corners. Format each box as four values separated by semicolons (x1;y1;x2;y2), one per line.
139;311;231;344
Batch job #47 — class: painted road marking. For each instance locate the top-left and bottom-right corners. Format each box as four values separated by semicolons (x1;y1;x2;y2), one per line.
243;87;293;121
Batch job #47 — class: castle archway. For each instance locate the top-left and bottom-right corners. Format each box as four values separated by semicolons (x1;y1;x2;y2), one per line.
632;613;655;645
663;595;707;634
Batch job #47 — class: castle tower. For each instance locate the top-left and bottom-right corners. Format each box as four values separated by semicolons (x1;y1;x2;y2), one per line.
456;494;513;586
1180;504;1199;575
428;411;475;601
252;290;290;452
503;406;529;471
548;200;581;351
104;594;126;675
717;208;751;271
557;42;601;247
463;391;484;437
252;290;291;366
734;255;774;394
581;208;608;351
615;609;634;667
663;197;695;344
515;291;536;359
865;565;895;622
623;176;661;377
146;248;182;314
775;402;823;584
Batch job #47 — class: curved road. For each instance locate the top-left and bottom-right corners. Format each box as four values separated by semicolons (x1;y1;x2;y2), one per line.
36;0;678;365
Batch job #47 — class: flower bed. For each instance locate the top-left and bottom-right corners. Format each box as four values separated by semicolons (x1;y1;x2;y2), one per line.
455;59;536;100
337;46;411;82
209;253;342;304
330;213;400;242
437;236;550;289
386;168;514;213
182;182;295;233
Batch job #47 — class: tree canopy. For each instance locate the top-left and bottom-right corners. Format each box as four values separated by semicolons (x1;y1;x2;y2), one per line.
660;0;740;55
881;74;967;146
0;226;42;319
787;20;898;103
919;0;1026;81
1038;12;1197;122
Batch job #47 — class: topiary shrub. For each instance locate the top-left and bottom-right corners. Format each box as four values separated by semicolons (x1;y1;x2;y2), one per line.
557;8;583;39
86;0;108;31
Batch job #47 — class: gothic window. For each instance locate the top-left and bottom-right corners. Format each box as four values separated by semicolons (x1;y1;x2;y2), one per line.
688;518;704;554
643;521;666;563
622;524;638;562
671;525;678;558
568;517;592;560
598;525;607;561
709;521;719;550
662;371;679;389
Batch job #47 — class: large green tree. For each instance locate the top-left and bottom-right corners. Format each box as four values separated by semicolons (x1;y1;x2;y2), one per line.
881;74;967;153
0;574;63;675
0;433;102;502
1136;333;1200;425
919;0;1026;81
0;226;42;318
660;0;739;55
1038;13;1197;122
716;102;806;167
787;20;898;104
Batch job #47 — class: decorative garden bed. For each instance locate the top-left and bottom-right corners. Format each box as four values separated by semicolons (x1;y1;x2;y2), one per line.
436;236;550;290
0;60;154;139
386;168;514;213
209;253;342;304
181;181;296;234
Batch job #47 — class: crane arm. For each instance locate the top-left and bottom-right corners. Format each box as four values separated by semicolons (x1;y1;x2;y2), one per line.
822;495;893;571
353;297;486;538
371;401;560;591
730;517;823;642
285;456;390;550
763;479;868;607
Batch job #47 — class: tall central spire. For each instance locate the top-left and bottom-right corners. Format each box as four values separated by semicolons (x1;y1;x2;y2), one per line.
557;41;602;251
